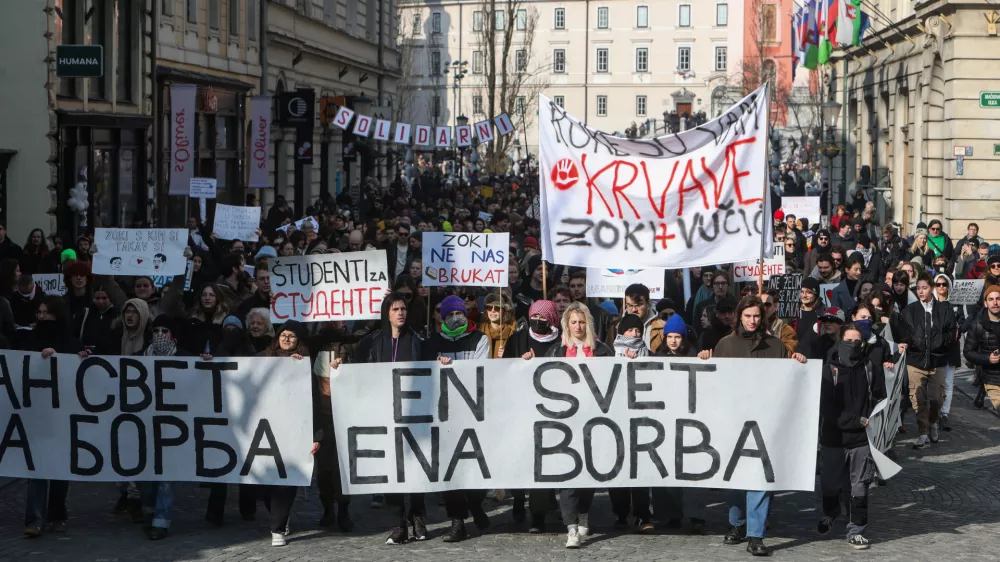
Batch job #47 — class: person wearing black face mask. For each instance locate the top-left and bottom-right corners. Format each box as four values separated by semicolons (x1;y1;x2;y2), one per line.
503;299;561;532
817;323;887;551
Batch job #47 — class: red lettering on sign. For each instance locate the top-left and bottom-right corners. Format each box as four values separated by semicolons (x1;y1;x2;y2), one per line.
676;159;709;217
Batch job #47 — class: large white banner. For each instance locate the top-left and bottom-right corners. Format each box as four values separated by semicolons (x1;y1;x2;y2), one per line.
332;357;821;493
248;95;272;189
92;228;188;276
267;251;389;323
422;232;509;287
169;84;197;196
585;268;665;299
0;352;313;485
538;86;770;269
214;204;261;242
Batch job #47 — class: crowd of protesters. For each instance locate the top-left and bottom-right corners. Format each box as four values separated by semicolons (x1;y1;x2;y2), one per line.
3;161;998;557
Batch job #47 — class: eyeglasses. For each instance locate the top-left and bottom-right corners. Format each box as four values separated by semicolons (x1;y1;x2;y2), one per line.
713;281;729;287
818;236;829;241
929;227;941;232
152;327;171;335
486;304;502;312
279;333;296;340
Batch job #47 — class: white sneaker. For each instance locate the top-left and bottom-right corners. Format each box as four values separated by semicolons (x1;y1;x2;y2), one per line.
929;423;939;443
848;534;870;549
565;528;581;549
271;532;287;547
578;526;589;539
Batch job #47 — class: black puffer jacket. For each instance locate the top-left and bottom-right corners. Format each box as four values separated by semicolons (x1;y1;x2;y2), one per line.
964;309;1000;386
820;352;887;449
900;299;956;370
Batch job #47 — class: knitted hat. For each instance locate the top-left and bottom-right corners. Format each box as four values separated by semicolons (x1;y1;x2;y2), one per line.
801;276;820;293
988;254;1000;268
914;228;929;238
656;298;677;313
151;314;176;334
774;209;785;221
523;236;539;250
663;313;688;337
60;249;78;263
599;300;619;316
986;285;1000;303
440;295;467;318
820;307;846;323
254;246;277;261
716;296;737;312
528;299;558;326
223;315;244;331
617;314;644;336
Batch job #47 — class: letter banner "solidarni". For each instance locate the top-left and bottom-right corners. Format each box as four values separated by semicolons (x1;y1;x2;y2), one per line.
0;352;314;485
331;356;820;494
538;85;770;268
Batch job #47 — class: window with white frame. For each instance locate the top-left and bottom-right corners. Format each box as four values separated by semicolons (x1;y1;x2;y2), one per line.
473;51;484;74
554;95;565;108
495;10;505;30
636;48;648;72
598;6;609;29
678;46;691;71
597;95;607;116
716;2;729;26
432;12;441;33
473;11;483;31
516;96;526;116
412;13;422;35
715;46;727;71
473;95;484;114
517;9;527;30
637;5;648;28
636;95;647;116
516;49;527;72
431;51;441;73
596;47;609;72
678;4;691;27
553;49;566;72
554;7;565;29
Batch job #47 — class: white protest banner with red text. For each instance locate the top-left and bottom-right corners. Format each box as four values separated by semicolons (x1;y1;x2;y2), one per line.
267;251;389;323
248;96;272;188
422;232;509;287
169;84;197;196
331;356;821;493
733;246;785;283
0;351;314;485
538;85;770;268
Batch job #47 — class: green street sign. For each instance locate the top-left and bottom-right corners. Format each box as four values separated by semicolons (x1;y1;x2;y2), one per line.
56;45;104;78
994;143;1000;156
980;91;1000;108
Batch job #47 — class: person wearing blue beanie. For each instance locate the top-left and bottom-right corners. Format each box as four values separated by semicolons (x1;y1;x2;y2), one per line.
663;313;687;338
599;300;619;318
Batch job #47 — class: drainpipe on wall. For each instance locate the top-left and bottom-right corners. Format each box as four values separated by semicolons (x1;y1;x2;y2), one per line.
259;0;271;211
583;0;590;125
151;0;160;226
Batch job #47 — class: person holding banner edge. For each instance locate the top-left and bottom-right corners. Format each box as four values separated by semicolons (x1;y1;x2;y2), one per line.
698;295;807;557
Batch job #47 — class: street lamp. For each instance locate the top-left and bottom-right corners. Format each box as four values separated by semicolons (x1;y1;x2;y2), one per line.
821;99;843;218
353;94;374;117
456;115;469;127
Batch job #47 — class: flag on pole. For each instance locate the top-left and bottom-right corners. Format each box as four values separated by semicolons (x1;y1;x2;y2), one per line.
792;8;804;79
802;0;820;70
855;9;872;46
836;0;858;45
818;0;837;65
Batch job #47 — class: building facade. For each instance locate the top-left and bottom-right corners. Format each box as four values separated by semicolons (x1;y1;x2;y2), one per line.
398;0;745;157
833;0;1000;240
742;0;796;126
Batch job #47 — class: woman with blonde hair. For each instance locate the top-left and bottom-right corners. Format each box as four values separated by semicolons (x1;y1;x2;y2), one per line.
905;228;934;267
545;301;613;549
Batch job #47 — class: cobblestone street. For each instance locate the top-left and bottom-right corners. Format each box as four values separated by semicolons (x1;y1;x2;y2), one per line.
1;371;998;562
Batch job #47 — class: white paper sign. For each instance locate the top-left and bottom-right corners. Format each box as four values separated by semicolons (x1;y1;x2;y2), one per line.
733;246;786;282
0;351;314;484
332;357;821;493
33;274;66;296
267;250;390;323
539;86;770;269
950;279;985;306
585;268;665;299
214;204;261;241
422;232;509;287
189;178;217;199
779;197;822;226
820;283;838;308
92;229;188;276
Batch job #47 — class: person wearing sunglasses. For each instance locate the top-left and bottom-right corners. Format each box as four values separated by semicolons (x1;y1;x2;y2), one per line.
925;219;954;262
783;236;804;272
481;291;516;358
387;223;417;283
804;229;832;275
932;273;965;432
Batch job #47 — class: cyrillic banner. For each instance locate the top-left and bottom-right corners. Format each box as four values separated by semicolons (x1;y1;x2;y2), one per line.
421;232;509;287
248;95;272;188
538;85;770;269
267;251;389;323
332;356;821;494
0;352;314;485
169;84;197;196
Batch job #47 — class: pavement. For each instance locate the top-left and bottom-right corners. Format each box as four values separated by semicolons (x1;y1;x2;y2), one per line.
1;369;999;561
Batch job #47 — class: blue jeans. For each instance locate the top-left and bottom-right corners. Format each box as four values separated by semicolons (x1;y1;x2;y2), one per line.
728;490;772;539
140;482;174;529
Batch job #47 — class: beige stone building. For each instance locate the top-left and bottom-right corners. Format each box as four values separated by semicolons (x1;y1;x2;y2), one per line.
398;0;745;158
833;0;1000;241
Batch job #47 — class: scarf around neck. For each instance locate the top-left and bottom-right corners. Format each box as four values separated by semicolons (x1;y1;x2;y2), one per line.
613;335;649;357
145;333;178;356
530;327;560;342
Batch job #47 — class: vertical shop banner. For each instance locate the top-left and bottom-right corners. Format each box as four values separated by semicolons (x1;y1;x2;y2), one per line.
248;95;272;188
421;232;509;287
278;90;315;164
169;84;197;196
585;268;665;299
538;85;770;269
266;251;390;323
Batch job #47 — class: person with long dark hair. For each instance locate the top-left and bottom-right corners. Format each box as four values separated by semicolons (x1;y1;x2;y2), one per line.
19;228;52;275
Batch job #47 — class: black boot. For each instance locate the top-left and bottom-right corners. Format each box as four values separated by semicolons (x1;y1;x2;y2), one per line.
528;513;546;533
442;519;468;542
512;499;526;524
723;525;746;545
337;505;354;532
319;506;336;528
746;537;770;556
